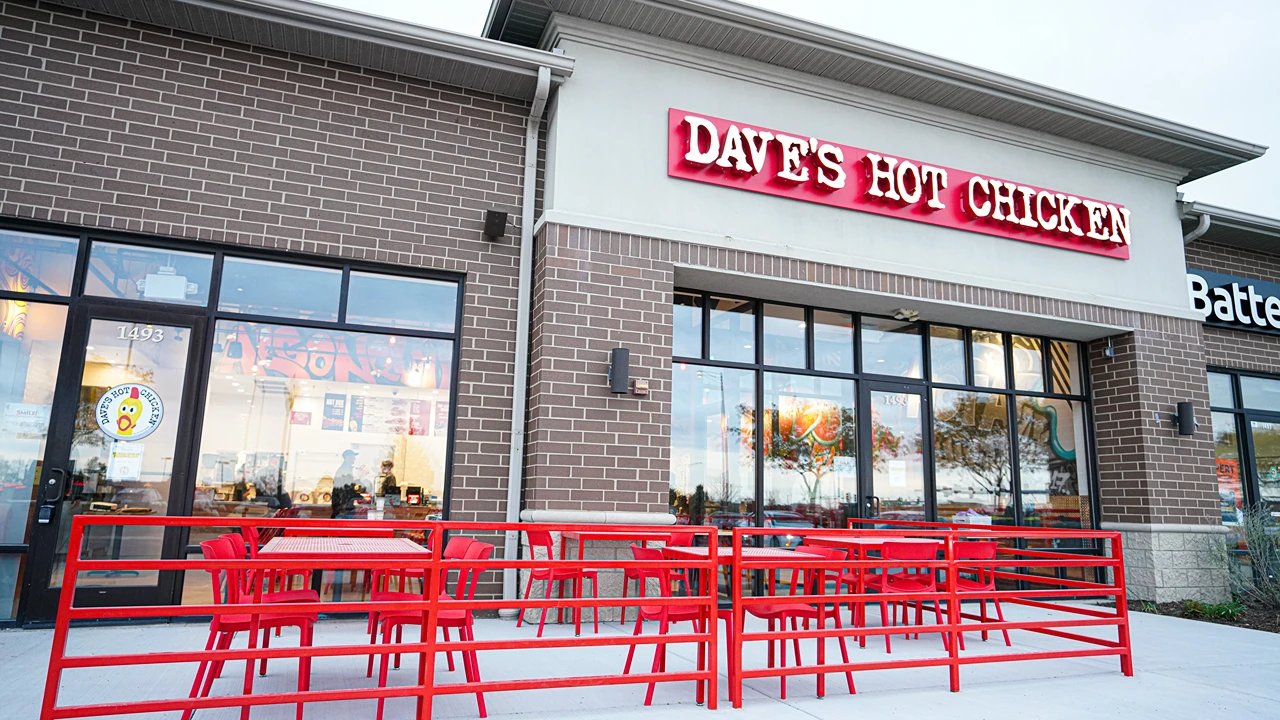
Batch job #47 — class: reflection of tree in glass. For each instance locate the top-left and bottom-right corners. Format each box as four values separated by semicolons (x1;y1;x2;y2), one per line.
934;393;1034;511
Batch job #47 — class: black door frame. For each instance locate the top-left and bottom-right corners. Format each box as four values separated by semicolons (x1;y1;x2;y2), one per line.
858;379;934;521
22;301;208;623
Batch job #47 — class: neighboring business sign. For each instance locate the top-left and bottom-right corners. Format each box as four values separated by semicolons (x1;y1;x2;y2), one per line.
1187;269;1280;335
667;109;1132;260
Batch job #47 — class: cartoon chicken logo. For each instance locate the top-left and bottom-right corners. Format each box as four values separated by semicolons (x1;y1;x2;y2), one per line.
116;387;143;437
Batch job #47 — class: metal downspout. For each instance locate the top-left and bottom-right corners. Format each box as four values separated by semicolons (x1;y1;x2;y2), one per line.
1184;213;1211;244
501;66;551;614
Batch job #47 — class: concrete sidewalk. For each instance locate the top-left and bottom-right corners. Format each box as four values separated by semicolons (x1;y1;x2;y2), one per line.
3;604;1277;720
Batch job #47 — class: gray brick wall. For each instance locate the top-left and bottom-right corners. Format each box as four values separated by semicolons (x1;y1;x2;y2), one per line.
0;0;529;523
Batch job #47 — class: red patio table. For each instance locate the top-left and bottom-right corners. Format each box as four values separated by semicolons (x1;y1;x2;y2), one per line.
802;535;942;647
260;537;431;602
560;530;674;634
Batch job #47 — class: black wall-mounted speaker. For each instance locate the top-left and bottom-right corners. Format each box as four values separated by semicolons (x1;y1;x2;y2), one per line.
609;348;630;394
483;210;508;240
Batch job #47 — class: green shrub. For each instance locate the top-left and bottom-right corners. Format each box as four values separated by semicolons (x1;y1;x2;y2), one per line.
1180;599;1245;621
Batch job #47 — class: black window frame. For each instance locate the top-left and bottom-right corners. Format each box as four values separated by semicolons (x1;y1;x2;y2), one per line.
671;287;1101;536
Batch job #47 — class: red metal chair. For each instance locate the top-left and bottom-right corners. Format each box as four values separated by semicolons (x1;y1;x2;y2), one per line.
370;541;494;719
245;516;310;595
366;534;473;675
183;537;316;720
620;535;689;625
621;544;710;706
864;541;949;653
222;531;319;643
953;540;1011;649
514;529;598;637
745;545;855;699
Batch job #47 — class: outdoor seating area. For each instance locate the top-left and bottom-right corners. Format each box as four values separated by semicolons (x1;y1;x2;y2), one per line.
37;516;1134;719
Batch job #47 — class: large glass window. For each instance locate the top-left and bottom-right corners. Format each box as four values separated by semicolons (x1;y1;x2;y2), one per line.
861;317;921;378
1213;412;1243;530
1016;397;1091;528
1239;375;1280;413
346;272;457;333
934;390;1012;524
1208;372;1235;408
0;230;78;296
762;374;856;529
709;297;754;363
192;320;453;538
670;364;755;528
0;301;66;619
218;258;341;321
671;290;1093;533
85;242;213;306
673;291;703;359
762;304;805;368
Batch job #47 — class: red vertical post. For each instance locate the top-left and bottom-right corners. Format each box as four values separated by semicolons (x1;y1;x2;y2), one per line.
945;532;960;692
40;515;87;720
1110;533;1134;676
416;522;443;719
731;529;744;709
706;528;719;710
240;541;264;720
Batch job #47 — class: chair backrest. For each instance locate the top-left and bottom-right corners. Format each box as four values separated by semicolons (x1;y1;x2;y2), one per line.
199;537;241;606
790;545;846;596
241;525;262;558
666;530;695;547
443;535;476;560
881;541;942;562
454;542;495;604
525;529;554;558
630;544;678;599
954;541;998;560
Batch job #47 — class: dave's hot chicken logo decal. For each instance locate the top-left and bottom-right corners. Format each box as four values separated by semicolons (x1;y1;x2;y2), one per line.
96;384;164;441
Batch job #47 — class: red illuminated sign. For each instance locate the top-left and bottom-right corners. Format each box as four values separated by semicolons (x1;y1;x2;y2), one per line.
667;109;1131;260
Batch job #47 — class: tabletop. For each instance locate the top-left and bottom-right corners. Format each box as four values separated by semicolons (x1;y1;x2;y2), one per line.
260;536;430;560
804;535;942;549
662;546;797;565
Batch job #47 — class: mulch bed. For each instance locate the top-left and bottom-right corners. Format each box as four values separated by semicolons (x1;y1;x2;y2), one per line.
1128;599;1280;634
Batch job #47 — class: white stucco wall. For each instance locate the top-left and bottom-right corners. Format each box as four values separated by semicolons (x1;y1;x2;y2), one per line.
540;22;1196;322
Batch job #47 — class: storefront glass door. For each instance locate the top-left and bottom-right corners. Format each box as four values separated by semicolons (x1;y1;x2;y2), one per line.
25;305;204;620
862;383;930;523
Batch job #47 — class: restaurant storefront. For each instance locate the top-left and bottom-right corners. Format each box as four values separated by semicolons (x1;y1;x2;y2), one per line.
0;226;462;622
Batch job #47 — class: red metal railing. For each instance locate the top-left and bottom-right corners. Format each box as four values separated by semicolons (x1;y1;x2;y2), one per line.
726;525;1131;708
40;516;720;719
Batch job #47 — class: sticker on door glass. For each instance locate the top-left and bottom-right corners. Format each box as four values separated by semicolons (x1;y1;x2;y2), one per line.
95;384;164;440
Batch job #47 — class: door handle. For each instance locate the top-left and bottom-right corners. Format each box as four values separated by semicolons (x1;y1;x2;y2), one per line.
866;495;880;516
37;468;66;524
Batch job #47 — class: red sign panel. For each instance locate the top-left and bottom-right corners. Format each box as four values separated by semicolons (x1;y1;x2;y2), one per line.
667;108;1131;260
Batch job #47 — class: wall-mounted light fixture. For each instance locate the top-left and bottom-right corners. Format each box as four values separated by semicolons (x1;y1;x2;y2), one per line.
483;210;508;241
892;308;920;322
1103;337;1117;358
1154;401;1197;435
608;348;630;394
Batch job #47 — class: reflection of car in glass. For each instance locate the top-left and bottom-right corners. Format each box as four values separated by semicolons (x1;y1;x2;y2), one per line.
764;511;811;548
709;512;751;530
112;486;165;512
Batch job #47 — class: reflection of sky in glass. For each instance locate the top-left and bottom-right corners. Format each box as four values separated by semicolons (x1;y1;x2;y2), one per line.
861;318;921;378
673;292;702;358
929;326;964;384
971;330;1005;389
85;242;213;306
1011;336;1043;391
813;310;853;374
219;258;341;321
669;363;755;522
933;390;1011;522
762;304;805;368
346;272;457;333
709;297;754;363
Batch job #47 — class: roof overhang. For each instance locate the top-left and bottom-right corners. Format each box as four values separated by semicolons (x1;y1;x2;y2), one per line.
1181;202;1280;254
50;0;573;100
485;0;1263;182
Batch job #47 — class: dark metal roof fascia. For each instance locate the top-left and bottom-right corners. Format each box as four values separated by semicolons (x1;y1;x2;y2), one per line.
1182;202;1280;252
485;0;1264;179
54;0;573;98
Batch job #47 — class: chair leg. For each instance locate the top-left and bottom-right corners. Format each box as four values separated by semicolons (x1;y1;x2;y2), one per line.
537;576;554;638
623;614;644;674
879;601;891;653
394;624;403;670
933;598;949;651
779;617;788;700
443;626;455;672
515;573;535;628
376;623;394;720
181;628;219;720
789;616;802;668
994;598;1012;646
259;627;271;676
833;609;856;694
591;574;599;635
463;625;487;718
366;616;380;678
644;616;670;706
296;623;312;720
980;599;990;641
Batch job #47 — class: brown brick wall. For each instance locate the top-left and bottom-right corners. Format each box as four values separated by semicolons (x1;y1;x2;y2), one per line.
1186;240;1280;374
1087;321;1218;525
524;223;673;513
526;221;1221;526
0;0;530;522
